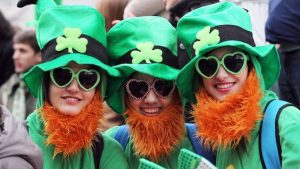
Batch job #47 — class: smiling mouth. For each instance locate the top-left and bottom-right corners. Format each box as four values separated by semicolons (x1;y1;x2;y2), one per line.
141;107;162;116
215;82;235;89
62;96;82;103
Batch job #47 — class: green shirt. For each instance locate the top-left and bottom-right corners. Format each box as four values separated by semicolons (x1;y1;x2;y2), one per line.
216;106;300;169
105;126;197;169
27;112;129;169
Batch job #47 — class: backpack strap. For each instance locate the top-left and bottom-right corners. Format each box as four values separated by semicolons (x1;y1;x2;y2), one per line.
92;133;104;169
114;125;129;150
114;123;216;165
185;123;216;165
259;99;292;169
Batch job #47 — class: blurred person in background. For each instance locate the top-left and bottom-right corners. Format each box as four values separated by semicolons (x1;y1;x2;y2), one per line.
96;0;130;31
265;0;300;107
0;105;43;169
166;0;219;27
0;11;15;86
0;29;41;120
123;0;168;19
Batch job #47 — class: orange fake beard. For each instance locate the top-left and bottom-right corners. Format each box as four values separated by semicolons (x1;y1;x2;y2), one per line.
125;92;185;162
193;70;263;150
40;92;103;157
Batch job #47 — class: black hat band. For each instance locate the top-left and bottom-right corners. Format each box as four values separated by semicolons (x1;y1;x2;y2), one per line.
41;34;108;64
191;25;255;55
116;46;179;69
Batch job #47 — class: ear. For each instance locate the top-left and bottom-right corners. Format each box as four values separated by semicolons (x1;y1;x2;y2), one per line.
35;51;42;63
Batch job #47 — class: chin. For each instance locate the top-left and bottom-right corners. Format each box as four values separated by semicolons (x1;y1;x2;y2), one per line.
60;108;81;116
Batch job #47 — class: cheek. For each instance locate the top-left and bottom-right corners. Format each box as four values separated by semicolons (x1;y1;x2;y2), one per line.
161;96;173;108
49;83;60;105
237;65;249;85
127;97;142;111
202;78;213;91
84;89;96;104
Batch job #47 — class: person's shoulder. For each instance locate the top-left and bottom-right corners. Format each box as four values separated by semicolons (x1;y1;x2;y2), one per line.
277;105;300;168
0;73;20;91
278;105;300;124
101;133;129;169
0;105;43;169
103;125;121;138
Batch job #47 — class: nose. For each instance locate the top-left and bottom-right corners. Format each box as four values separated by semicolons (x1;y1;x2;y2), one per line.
143;88;159;104
12;51;20;60
66;78;80;93
215;66;229;80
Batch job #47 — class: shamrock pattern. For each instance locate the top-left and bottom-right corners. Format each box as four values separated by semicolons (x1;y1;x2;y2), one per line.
130;42;163;64
56;27;88;53
193;26;220;56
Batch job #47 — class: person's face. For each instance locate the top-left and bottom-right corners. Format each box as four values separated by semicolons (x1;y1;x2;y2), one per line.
13;43;41;73
200;47;249;101
164;0;180;10
126;73;175;117
49;62;98;116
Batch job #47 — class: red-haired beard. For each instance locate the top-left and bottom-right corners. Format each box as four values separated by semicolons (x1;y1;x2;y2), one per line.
193;70;263;150
40;91;103;157
125;92;185;162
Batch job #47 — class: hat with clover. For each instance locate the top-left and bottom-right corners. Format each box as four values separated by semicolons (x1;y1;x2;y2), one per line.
176;1;280;103
17;0;120;104
106;16;179;114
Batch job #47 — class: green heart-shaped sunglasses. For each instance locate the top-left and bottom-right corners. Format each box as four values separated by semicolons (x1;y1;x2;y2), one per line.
195;51;249;79
50;67;100;91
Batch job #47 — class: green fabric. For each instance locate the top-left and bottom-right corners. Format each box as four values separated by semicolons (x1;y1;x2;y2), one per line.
37;6;106;49
105;126;196;169
176;2;280;104
216;99;300;169
106;16;179;114
107;16;177;65
23;1;120;100
27;112;129;169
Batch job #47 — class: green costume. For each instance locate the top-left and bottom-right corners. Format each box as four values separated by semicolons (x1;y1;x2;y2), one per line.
105;16;201;169
106;127;197;169
18;0;128;168
27;113;128;169
176;2;300;169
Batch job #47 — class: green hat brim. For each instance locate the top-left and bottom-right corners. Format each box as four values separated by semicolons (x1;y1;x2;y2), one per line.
177;41;280;103
107;63;180;114
24;53;121;98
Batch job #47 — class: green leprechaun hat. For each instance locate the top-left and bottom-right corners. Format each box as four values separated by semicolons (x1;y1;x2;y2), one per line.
176;1;280;103
17;0;120;106
106;16;179;114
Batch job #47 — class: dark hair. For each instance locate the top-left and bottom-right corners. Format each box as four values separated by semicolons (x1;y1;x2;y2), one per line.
169;0;220;26
13;29;40;53
0;11;15;40
43;72;51;103
0;106;4;132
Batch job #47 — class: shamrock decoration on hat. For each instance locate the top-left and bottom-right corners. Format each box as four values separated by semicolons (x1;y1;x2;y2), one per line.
131;42;163;64
193;26;220;56
56;28;88;53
